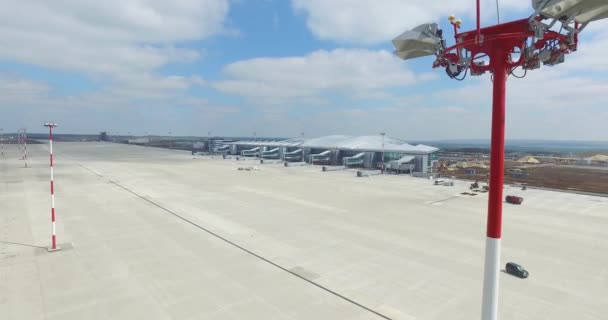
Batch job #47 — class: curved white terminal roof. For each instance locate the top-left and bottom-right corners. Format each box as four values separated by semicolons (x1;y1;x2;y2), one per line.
227;135;438;154
302;135;438;154
301;135;352;148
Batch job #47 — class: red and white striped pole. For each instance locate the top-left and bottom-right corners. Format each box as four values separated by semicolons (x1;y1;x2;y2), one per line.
20;129;24;159
24;128;28;168
20;129;25;159
481;46;507;320
301;132;305;162
1;128;4;157
44;122;59;251
17;129;22;157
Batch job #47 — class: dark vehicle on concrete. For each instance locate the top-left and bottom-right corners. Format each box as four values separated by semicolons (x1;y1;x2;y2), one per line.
506;195;524;204
506;262;529;278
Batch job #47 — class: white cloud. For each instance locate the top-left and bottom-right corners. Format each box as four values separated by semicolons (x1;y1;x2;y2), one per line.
213;49;421;104
292;0;530;44
565;27;608;71
427;66;608;140
0;76;49;96
0;73;239;135
437;67;608;110
0;1;229;90
0;76;51;107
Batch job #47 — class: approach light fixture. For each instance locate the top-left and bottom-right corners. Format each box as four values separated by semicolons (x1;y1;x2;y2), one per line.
392;23;443;60
532;0;608;26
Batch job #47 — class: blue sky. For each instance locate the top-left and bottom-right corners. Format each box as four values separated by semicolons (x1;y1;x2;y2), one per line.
1;0;607;140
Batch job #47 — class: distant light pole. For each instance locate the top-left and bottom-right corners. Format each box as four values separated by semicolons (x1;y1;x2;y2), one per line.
301;132;305;162
23;128;28;168
44;122;60;251
0;128;4;156
19;128;26;162
17;129;22;156
380;132;386;173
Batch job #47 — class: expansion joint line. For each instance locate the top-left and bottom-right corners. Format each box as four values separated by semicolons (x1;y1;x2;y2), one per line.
73;160;392;320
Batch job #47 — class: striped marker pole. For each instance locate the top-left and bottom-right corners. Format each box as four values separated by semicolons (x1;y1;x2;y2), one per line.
45;122;59;251
20;129;25;159
21;129;24;156
24;128;28;168
17;129;22;157
300;132;305;163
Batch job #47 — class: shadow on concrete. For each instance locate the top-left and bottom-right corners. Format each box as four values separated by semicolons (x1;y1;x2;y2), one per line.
0;240;46;249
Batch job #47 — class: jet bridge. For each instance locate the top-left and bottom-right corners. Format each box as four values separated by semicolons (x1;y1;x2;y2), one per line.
342;152;366;167
387;155;416;173
283;149;303;162
310;150;331;164
241;147;260;157
213;145;231;153
261;147;280;159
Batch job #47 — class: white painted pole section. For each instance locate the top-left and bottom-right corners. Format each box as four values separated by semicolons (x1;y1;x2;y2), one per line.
24;129;28;167
481;237;501;320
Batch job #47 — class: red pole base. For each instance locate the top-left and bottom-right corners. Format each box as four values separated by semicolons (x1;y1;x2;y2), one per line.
47;236;61;252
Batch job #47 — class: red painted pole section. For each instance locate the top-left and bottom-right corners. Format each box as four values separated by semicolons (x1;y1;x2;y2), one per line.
487;46;508;239
476;0;481;42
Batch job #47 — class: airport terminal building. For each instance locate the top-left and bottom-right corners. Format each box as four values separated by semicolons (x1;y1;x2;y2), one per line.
222;135;439;173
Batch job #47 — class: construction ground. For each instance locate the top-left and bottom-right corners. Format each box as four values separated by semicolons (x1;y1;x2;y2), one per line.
444;161;608;195
1;142;607;320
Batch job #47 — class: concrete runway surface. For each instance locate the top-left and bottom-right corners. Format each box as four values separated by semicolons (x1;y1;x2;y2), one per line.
1;142;607;319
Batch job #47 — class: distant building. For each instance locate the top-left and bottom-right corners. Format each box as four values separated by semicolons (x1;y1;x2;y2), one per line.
448;161;488;169
193;142;206;149
209;139;235;153
99;131;109;141
586;154;608;166
128;137;150;144
517;156;540;164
